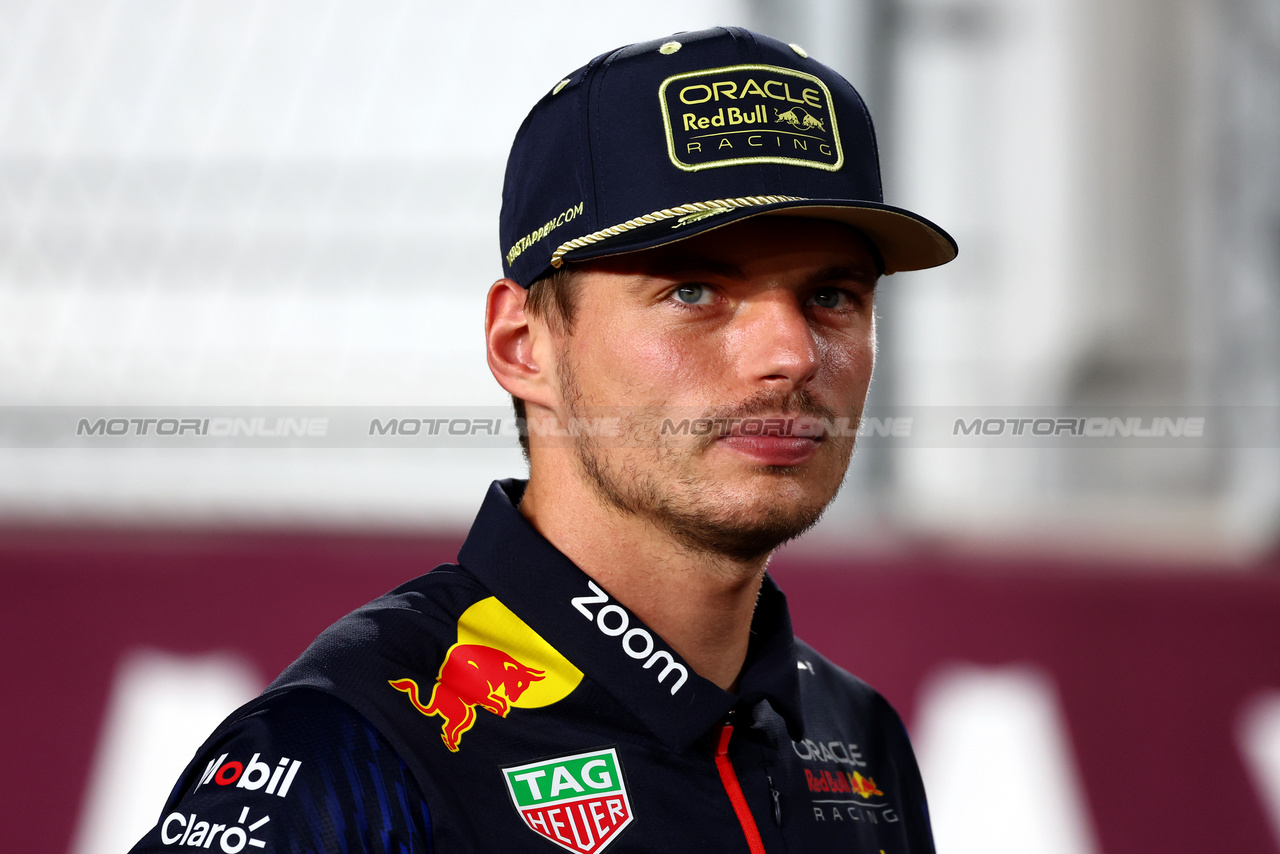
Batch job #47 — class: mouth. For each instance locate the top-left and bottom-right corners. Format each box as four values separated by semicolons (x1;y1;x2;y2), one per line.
713;415;826;466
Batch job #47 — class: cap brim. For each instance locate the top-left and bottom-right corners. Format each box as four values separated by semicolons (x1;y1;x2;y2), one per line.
556;198;957;275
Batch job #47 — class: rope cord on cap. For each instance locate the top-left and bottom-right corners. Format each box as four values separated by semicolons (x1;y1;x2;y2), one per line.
549;195;807;267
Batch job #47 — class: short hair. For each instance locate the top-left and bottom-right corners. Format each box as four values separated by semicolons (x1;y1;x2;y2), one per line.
512;265;582;461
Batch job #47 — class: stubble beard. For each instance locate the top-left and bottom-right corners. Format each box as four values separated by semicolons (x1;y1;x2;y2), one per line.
559;356;858;565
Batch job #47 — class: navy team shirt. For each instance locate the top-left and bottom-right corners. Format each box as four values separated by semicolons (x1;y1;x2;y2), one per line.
132;479;934;853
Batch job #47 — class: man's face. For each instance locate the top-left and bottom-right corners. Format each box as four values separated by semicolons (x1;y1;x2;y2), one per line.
547;217;879;562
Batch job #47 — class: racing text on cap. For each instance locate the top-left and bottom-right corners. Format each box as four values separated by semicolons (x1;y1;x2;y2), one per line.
659;64;843;173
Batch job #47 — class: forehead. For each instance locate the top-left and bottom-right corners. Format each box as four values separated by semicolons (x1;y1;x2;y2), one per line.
573;216;880;281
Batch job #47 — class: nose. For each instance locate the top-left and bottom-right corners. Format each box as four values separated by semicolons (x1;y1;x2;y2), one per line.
735;293;819;390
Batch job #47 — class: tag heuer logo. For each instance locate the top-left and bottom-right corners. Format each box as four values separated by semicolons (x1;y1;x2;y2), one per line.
502;748;633;853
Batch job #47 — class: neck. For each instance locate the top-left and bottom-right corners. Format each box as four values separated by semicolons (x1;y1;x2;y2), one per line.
519;464;769;693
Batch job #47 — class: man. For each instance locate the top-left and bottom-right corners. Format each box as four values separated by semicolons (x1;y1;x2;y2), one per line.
130;26;954;854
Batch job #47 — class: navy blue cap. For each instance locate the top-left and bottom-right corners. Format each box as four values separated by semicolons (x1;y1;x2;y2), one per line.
499;26;957;287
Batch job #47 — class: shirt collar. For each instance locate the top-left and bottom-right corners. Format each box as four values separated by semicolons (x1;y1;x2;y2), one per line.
457;479;805;751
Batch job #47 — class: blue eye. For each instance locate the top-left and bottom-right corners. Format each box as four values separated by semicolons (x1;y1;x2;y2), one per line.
808;288;849;309
672;284;712;305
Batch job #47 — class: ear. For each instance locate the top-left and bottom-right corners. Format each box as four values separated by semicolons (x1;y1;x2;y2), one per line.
485;278;558;408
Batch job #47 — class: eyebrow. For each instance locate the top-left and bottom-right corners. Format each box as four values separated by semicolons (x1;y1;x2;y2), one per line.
806;264;880;289
640;258;879;285
641;253;745;281
628;256;881;295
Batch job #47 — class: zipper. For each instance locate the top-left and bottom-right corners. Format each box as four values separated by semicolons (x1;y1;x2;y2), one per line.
766;775;782;826
715;717;767;854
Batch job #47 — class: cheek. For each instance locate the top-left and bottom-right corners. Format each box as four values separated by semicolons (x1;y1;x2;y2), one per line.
572;321;720;402
816;327;876;397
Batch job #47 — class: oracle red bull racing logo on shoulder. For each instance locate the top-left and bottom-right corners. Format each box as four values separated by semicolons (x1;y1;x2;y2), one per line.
503;748;633;854
794;735;900;824
805;768;884;798
390;596;583;751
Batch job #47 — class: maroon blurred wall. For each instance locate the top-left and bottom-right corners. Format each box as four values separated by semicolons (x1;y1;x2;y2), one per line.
2;527;1278;854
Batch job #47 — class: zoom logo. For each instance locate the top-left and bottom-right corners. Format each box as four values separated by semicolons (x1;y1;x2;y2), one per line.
570;581;688;695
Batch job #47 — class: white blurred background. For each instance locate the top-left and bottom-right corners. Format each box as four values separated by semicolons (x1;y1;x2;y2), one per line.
2;2;1280;854
4;0;1276;551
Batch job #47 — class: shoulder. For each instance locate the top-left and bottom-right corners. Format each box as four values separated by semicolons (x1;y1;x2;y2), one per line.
789;640;936;853
129;688;432;853
792;638;883;703
792;637;914;745
269;564;485;694
307;563;483;642
129;566;493;853
209;687;399;768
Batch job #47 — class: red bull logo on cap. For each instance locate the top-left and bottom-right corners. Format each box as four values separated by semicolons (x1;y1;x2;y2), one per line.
390;596;583;752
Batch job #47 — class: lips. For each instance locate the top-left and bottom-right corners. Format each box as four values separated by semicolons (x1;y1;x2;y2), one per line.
713;414;826;466
718;434;821;466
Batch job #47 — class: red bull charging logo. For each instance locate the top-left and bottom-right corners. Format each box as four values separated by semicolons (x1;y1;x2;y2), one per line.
391;596;583;752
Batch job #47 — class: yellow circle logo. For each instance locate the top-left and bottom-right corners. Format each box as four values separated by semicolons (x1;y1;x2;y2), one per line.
454;596;583;708
390;597;583;751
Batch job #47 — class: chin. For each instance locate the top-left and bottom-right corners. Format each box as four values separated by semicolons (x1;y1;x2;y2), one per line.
574;424;853;562
660;468;843;557
728;450;850;506
663;493;833;563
